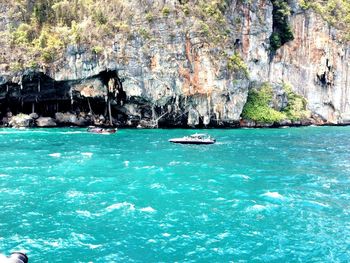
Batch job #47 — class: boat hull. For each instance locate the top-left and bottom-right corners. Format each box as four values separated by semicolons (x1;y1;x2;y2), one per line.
87;128;117;134
169;139;215;144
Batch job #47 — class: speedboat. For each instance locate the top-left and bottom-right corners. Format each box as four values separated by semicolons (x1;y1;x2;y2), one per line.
169;133;216;144
87;127;117;134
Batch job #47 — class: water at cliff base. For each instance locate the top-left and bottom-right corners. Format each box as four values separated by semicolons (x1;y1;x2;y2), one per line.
0;127;349;262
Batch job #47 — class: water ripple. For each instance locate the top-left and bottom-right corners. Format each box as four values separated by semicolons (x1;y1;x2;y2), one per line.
0;127;349;262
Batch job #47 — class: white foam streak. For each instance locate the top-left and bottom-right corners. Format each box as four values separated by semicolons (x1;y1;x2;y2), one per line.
81;152;93;158
86;244;103;249
140;206;156;213
49;153;61;158
248;204;267;212
246;204;279;213
230;174;251;180
135;165;156;170
262;191;284;199
59;131;84;134
106;202;135;212
150;183;163;189
217;232;230;239
308;201;330;208
76;210;92;217
66;191;84;198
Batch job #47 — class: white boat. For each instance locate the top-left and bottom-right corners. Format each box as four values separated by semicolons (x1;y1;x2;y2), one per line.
169;133;216;144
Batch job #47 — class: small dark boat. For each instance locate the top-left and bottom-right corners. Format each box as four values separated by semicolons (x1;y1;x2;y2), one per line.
169;133;216;144
87;127;117;134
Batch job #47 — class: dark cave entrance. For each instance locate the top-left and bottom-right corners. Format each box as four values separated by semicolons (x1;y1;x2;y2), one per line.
98;69;127;105
0;73;72;118
94;70;127;124
0;69;128;126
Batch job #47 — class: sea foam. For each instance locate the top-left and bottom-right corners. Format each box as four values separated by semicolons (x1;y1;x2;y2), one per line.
106;202;135;212
76;210;92;217
247;204;267;212
81;152;93;158
261;191;284;199
49;153;61;157
139;206;156;213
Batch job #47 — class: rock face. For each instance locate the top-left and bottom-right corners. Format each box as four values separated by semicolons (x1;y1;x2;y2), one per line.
55;112;90;126
0;0;349;127
36;117;57;127
8;114;33;128
270;10;350;124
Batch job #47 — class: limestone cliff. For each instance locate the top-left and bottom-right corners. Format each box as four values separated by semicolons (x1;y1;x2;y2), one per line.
0;0;349;127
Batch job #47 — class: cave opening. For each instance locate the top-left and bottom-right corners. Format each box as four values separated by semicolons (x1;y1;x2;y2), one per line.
0;73;73;119
96;70;127;124
317;72;327;86
98;69;126;106
0;69;130;126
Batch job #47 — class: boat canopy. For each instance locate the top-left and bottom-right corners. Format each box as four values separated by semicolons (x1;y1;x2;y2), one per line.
190;133;208;137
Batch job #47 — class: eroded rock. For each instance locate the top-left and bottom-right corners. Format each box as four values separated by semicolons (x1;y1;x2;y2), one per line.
9;114;33;128
36;117;57;127
29;113;39;119
55;112;90;126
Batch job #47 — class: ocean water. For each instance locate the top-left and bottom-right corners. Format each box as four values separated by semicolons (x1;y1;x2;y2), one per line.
0;127;350;262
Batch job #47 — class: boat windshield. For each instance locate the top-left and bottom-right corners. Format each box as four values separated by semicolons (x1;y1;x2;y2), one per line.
190;133;209;139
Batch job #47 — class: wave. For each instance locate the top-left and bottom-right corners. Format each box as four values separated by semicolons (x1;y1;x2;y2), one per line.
135;165;156;170
139;206;156;213
66;191;84;198
48;153;61;158
76;210;92;218
1;189;25;197
150;183;165;189
106;202;136;212
58;131;85;134
247;204;267;212
302;200;330;210
229;174;251;180
217;232;230;239
261;191;284;199
81;152;93;158
168;161;190;166
246;204;278;213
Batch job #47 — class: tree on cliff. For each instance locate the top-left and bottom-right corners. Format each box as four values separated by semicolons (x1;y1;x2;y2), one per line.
270;0;294;51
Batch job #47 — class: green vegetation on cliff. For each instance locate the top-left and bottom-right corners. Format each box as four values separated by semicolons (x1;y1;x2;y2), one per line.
5;0;238;70
241;83;310;123
8;0;124;65
241;83;286;123
270;0;294;51
227;53;249;78
270;0;350;50
299;0;350;41
282;83;311;121
183;0;231;44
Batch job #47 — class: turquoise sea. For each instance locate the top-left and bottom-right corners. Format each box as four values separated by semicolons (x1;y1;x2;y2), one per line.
0;127;350;262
